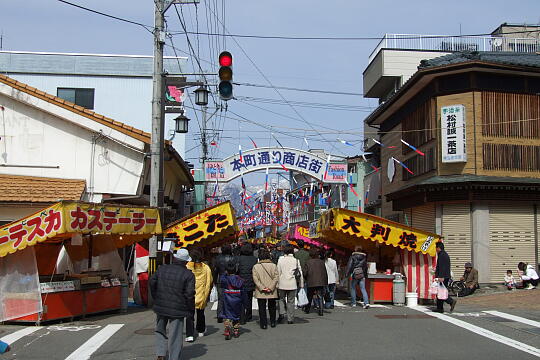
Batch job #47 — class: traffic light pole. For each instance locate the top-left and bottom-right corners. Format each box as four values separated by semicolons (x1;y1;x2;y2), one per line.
149;0;166;289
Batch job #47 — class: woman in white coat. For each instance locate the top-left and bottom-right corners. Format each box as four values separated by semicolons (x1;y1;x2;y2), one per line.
277;244;303;324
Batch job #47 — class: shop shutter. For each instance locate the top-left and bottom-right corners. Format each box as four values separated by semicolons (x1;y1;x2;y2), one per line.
441;204;471;278
411;204;436;233
490;204;535;283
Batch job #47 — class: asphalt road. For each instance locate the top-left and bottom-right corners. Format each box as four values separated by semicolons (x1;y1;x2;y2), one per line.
1;298;539;360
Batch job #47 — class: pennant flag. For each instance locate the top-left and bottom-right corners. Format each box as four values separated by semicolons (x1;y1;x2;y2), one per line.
271;133;284;148
370;165;381;172
401;139;425;156
373;138;396;149
304;137;310;148
212;179;218;198
271;152;288;171
265;168;269;191
210;140;218;146
348;174;359;197
249;137;258;149
338;138;354;146
323;154;331;180
238;144;244;162
392;157;414;175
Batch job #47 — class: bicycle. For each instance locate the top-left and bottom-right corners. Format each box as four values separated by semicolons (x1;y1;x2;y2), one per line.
447;279;466;297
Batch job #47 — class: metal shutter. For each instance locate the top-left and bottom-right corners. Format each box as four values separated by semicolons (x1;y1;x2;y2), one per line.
442;204;471;277
490;204;535;283
411;204;436;233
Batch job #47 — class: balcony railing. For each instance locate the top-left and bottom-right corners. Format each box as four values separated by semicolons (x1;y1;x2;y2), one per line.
368;34;540;63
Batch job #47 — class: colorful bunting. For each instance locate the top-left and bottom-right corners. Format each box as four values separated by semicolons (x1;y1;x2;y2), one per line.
401;139;425;156
392;157;414;175
373;138;396;149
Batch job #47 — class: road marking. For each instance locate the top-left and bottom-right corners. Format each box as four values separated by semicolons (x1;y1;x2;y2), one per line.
416;307;540;358
0;327;41;344
64;324;124;360
484;311;540;328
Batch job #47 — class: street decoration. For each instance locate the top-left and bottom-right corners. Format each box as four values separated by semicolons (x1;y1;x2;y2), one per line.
317;208;440;256
204;147;348;183
166;201;238;249
0;201;162;258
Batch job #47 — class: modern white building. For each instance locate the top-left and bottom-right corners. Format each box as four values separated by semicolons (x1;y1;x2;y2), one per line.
0;51;189;157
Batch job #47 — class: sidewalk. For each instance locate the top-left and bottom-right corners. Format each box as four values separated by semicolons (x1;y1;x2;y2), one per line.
457;288;539;310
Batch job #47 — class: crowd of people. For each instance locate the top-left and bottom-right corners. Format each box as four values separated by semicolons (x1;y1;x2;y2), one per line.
149;240;370;359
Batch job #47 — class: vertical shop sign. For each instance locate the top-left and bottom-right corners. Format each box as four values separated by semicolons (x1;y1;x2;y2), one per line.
441;105;466;163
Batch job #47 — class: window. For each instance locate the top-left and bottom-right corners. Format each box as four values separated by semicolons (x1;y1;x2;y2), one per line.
57;88;95;109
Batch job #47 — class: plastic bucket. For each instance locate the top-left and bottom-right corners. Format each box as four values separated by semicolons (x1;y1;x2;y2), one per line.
406;292;418;307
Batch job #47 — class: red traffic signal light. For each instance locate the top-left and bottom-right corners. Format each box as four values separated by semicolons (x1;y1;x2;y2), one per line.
219;51;232;67
218;51;233;101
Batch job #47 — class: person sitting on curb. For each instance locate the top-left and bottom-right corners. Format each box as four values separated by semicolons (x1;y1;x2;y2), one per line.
518;262;539;289
459;262;479;297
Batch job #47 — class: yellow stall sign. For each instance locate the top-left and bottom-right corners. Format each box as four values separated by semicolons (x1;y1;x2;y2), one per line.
0;201;162;258
166;201;238;249
317;208;440;256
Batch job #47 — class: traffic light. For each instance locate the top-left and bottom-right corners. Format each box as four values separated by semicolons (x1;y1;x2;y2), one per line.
218;51;233;101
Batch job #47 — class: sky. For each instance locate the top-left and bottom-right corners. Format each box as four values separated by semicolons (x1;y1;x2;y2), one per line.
2;0;540;189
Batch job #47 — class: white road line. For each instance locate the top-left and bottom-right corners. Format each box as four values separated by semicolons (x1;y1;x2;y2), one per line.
416;306;540;358
484;310;540;328
0;327;41;345
64;324;124;360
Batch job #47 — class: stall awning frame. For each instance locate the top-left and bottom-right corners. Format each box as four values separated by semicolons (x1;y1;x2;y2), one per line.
317;208;440;257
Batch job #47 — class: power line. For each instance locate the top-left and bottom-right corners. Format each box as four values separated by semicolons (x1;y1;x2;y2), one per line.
169;29;540;40
56;0;153;33
236;96;374;112
235;82;363;96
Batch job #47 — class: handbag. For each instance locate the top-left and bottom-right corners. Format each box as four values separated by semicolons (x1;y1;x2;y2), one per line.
293;260;302;287
437;282;449;300
209;285;218;303
297;287;308;307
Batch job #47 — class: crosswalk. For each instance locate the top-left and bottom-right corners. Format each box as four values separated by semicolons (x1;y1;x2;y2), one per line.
0;309;538;359
209;299;388;311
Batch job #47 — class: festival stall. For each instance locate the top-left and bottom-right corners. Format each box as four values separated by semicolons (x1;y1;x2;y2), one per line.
0;201;161;323
317;208;440;302
164;201;238;250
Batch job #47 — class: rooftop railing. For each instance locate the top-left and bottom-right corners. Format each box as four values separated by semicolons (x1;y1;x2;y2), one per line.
368;34;540;63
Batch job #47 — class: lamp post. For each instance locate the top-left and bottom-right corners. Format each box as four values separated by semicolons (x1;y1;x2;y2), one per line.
174;111;190;133
194;85;209;106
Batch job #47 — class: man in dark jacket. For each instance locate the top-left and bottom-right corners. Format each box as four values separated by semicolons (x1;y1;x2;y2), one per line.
294;240;310;271
212;245;239;323
238;243;258;323
150;248;195;360
434;242;457;313
346;246;370;309
303;247;328;316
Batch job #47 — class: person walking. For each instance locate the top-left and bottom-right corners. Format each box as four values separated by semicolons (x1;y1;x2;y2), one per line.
219;262;244;340
303;247;328;316
277;244;303;324
150;248;195;360
346;245;370;309
324;248;339;309
294;240;310;270
238;243;258;324
186;248;213;342
252;248;279;329
212;245;239;323
434;242;457;313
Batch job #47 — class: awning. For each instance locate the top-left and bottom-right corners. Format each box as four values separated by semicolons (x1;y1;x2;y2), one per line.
0;201;162;258
317;208;440;256
165;201;238;249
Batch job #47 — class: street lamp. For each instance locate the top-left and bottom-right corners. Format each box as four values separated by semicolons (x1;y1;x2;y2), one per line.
194;85;210;106
174;110;190;133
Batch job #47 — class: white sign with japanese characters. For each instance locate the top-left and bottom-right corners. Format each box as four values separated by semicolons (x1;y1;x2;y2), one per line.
441;105;467;163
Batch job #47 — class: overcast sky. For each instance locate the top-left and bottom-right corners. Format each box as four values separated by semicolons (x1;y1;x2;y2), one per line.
2;0;540;188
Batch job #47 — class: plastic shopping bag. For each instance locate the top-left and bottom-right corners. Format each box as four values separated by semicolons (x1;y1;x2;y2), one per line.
437;282;448;300
209;285;218;303
428;281;439;296
297;288;309;307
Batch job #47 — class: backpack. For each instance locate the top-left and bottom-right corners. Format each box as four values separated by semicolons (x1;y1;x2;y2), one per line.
352;255;366;280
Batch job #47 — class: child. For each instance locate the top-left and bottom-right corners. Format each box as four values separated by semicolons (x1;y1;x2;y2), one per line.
219;261;244;340
504;270;517;290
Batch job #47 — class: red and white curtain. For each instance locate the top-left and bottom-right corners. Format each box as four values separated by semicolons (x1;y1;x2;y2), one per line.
401;249;437;299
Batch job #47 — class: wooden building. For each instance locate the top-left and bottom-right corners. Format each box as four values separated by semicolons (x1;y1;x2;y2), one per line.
365;51;540;283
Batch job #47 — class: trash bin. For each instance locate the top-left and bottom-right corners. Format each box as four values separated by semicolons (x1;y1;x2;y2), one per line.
393;274;406;306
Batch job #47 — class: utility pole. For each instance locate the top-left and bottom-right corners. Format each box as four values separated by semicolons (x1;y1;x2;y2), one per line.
149;0;166;281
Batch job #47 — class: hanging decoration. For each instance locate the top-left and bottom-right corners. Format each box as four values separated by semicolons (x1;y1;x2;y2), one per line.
400;139;425;156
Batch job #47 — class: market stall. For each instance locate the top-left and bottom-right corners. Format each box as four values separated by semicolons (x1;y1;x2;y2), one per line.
164;201;238;250
316;208;440;302
0;201;161;323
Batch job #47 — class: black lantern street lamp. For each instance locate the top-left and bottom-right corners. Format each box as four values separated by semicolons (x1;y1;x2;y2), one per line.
194;85;210;106
174;110;190;133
